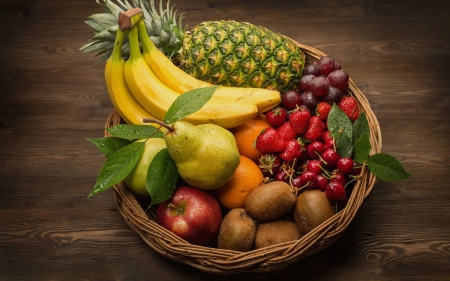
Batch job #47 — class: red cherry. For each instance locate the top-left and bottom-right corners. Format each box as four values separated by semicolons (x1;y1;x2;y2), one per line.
306;159;323;175
325;181;346;201
306;141;325;159
337;157;354;174
321;148;341;168
317;175;329;191
300;171;318;190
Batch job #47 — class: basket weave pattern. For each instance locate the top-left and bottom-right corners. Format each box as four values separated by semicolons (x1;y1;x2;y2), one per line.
103;42;382;274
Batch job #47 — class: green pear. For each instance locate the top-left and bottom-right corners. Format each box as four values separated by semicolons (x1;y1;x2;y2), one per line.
123;138;167;196
164;121;240;190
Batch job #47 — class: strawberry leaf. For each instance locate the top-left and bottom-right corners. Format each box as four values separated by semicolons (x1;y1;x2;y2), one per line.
146;148;178;207
353;132;371;163
106;124;163;140
328;104;353;158
352;112;370;142
367;153;412;182
164;86;219;124
86;137;132;158
88;142;145;197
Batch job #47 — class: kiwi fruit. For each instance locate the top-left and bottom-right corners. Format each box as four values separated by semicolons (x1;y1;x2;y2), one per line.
294;190;335;235
217;208;256;252
244;181;296;222
253;220;301;249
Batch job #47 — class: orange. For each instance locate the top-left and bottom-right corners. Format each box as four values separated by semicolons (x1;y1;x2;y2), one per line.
212;155;264;209
231;114;272;161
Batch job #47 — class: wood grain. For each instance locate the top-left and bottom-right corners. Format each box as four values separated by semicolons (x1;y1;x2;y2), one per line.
1;0;449;280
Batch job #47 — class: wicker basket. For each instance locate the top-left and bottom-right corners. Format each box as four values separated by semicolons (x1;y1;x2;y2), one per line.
103;42;382;274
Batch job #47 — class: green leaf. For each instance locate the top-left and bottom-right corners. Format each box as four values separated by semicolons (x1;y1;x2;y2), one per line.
89;142;145;197
146;148;178;207
367;153;412;182
328;104;353;158
86;137;132;158
164;86;219;124
353;133;371;163
106;124;163;140
353;112;370;142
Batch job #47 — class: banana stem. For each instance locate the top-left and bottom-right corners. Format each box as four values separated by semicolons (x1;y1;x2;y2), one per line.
143;118;174;132
111;29;126;63
137;18;157;53
128;24;141;61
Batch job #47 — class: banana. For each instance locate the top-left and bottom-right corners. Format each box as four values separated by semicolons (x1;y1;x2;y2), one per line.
136;18;281;113
105;27;160;126
124;24;259;129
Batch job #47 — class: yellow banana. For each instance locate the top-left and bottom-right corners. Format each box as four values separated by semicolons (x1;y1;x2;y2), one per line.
136;18;281;113
105;27;160;126
124;24;259;129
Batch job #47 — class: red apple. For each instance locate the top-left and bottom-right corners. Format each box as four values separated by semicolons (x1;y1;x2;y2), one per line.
156;186;222;246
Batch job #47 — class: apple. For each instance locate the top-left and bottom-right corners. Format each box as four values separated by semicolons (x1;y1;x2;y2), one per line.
123;138;166;197
156;186;222;246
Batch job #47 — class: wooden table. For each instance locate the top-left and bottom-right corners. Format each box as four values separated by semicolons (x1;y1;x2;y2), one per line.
1;0;449;280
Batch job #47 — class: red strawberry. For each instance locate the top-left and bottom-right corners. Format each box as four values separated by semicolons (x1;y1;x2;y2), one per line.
279;139;304;163
258;154;282;177
265;106;287;127
289;107;311;135
276;121;297;141
304;116;325;141
316;101;332;121
338;96;360;122
256;128;286;154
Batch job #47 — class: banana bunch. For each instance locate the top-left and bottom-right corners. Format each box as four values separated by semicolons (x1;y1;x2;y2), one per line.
105;8;281;129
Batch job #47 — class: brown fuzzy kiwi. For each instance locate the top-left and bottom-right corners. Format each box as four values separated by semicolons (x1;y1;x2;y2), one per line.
253;220;301;249
294;190;335;235
244;181;296;222
217;208;256;252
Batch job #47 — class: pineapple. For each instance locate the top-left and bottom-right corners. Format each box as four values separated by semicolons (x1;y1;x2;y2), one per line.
81;0;305;92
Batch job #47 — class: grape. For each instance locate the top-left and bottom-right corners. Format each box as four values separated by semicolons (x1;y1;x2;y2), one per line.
322;85;342;105
282;90;302;109
302;64;319;76
300;91;320;109
298;74;315;92
334;60;342;70
327;69;349;93
310;76;329;97
317;56;335;76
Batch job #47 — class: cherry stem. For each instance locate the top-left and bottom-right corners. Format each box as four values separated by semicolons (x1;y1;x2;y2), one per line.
143;118;174;132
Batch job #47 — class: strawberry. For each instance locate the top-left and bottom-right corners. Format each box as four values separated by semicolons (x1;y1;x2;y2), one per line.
276;121;297;141
322;130;333;143
289;107;311;135
338;96;360;122
258;154;282;177
255;128;286;154
316;101;332;121
304;116;325;141
265;106;287;127
279;139;304;163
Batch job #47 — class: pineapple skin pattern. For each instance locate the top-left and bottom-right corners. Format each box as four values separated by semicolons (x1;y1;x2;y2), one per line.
180;20;305;92
81;0;305;92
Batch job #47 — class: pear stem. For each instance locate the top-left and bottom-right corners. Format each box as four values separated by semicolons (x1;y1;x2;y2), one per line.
143;118;174;132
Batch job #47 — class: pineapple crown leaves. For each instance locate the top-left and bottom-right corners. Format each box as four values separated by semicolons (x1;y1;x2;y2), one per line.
80;0;185;63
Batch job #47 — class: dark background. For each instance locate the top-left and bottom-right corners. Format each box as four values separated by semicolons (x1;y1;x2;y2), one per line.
1;0;449;280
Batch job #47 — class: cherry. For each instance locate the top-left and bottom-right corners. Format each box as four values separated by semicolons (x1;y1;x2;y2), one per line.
317;175;329;191
321;148;341;168
291;176;302;188
330;172;347;186
350;161;363;176
306;159;323;175
324;138;336;150
275;170;289;182
325;181;346;201
306;141;325;159
300;171;318;190
322;131;333;143
337;157;354;174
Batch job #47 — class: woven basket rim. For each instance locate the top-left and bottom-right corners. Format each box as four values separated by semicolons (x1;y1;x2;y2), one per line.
104;41;382;274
